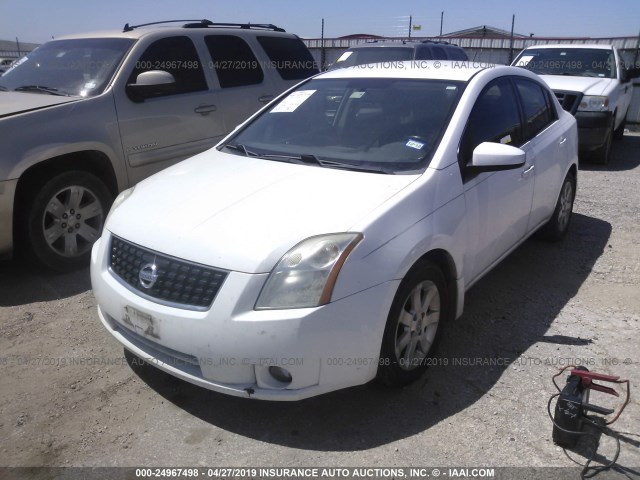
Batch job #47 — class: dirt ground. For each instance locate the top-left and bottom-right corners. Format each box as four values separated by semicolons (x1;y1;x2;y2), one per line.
1;134;639;477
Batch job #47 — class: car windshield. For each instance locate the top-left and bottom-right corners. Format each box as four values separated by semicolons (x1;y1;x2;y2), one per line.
0;38;134;97
513;48;616;79
223;77;463;173
330;47;414;70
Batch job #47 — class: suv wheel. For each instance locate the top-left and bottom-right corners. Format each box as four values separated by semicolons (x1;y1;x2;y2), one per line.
377;260;449;386
613;118;626;140
593;117;614;165
25;171;112;271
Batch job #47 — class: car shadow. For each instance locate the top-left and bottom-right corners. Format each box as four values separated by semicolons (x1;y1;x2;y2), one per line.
579;134;640;172
0;260;90;307
126;212;611;451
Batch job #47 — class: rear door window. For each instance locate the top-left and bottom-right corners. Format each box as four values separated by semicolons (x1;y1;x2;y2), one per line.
513;78;556;141
431;46;448;60
447;48;468;61
205;35;264;88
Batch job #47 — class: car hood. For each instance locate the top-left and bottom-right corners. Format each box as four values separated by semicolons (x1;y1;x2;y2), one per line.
107;149;419;273
0;91;80;118
538;75;614;96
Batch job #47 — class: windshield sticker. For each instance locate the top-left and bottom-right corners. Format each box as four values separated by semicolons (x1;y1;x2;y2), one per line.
84;82;97;90
516;55;534;66
336;51;353;63
406;139;426;150
500;135;512;144
349;91;366;99
271;90;316;113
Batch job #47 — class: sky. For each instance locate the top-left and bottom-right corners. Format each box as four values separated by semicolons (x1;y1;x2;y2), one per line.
0;0;638;45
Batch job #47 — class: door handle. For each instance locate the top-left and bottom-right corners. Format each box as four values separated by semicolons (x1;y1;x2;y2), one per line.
559;137;567;146
194;105;217;115
522;165;535;177
259;95;275;104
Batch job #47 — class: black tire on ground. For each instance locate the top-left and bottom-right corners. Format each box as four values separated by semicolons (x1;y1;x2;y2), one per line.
538;171;576;242
377;260;450;387
593;117;614;165
24;171;112;272
613;118;625;140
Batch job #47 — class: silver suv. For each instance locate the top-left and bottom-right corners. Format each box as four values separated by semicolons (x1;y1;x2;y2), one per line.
0;20;318;270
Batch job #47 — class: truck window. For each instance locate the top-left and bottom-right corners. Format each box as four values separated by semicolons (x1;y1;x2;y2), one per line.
514;48;616;79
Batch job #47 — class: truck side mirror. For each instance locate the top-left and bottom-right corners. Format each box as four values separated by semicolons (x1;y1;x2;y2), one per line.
126;70;176;102
627;67;640;80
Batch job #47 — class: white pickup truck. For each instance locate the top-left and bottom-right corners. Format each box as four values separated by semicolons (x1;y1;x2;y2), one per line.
512;44;637;164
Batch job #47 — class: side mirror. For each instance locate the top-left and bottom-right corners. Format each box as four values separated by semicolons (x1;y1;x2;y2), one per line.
626;67;640;80
467;142;526;173
126;70;176;102
620;67;630;83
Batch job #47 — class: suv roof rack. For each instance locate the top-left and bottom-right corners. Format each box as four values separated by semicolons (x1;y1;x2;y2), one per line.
123;19;286;33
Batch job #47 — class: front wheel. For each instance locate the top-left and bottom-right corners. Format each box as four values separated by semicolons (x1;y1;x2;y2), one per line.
538;172;576;242
24;171;112;271
593;117;614;165
377;261;449;386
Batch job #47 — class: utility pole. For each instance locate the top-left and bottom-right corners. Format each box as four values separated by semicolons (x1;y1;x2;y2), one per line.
508;14;515;64
16;37;21;56
321;18;325;71
633;27;640;69
408;15;412;38
440;11;444;37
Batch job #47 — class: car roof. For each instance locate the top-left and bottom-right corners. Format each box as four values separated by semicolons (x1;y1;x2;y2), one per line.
317;60;499;82
523;44;614;50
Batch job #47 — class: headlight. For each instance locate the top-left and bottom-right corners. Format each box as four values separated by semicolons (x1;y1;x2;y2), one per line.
105;186;135;225
255;233;363;310
578;96;609;112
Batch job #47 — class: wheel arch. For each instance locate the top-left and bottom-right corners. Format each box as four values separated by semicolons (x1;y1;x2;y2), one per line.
405;248;460;322
13;151;119;247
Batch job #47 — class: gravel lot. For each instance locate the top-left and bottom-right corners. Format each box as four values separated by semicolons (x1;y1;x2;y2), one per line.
1;134;639;477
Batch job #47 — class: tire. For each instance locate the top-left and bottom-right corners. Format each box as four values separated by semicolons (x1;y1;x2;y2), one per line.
593;117;614;165
24;171;112;271
538;172;576;242
613;120;625;140
377;260;450;387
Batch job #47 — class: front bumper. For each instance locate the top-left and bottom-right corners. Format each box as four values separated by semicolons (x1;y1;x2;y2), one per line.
0;179;17;258
91;233;398;401
575;111;613;153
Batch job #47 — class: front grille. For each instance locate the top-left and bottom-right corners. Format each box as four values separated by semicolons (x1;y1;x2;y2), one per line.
554;90;582;115
109;236;228;310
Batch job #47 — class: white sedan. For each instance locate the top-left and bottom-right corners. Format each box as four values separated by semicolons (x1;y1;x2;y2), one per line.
91;61;578;400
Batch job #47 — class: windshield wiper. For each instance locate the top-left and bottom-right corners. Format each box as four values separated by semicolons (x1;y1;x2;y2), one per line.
13;85;70;96
312;158;394;174
264;153;393;174
221;143;259;157
222;145;393;174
